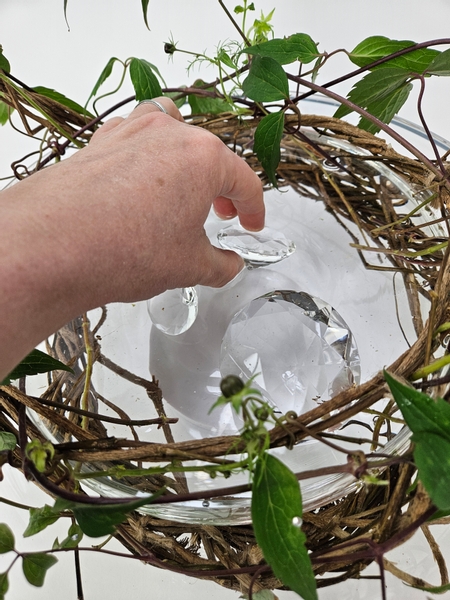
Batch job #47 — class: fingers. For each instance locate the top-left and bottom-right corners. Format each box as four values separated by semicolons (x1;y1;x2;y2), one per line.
215;148;265;232
129;96;184;122
196;243;245;288
90;116;124;143
91;96;183;144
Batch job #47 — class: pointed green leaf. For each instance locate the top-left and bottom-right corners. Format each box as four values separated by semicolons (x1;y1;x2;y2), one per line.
0;432;16;451
53;523;83;550
141;0;150;29
188;80;233;115
22;553;58;587
244;33;319;65
0;100;11;126
427;48;450;76
33;87;94;118
86;57;121;104
0;525;14;554
0;572;8;599
0;47;10;72
24;505;60;538
217;49;236;70
57;491;164;537
384;371;450;441
412;431;450;511
1;348;73;385
349;36;439;73
358;82;412;134
242;56;289;102
129;58;162;101
254;111;284;186
334;67;410;120
252;454;317;600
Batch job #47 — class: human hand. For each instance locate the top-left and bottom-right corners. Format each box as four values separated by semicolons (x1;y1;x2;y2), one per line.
65;96;265;303
0;97;264;376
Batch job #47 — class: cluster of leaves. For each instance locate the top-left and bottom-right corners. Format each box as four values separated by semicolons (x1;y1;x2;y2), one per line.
0;522;58;597
212;375;317;600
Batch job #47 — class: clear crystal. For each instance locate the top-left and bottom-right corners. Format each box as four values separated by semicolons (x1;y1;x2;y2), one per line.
220;290;361;417
217;225;295;268
147;287;198;336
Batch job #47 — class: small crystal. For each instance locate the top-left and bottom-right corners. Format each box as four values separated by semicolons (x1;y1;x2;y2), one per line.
147;287;198;336
217;225;295;268
220;291;361;417
292;516;303;528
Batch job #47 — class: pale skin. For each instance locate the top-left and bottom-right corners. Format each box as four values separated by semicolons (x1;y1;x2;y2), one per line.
0;98;265;380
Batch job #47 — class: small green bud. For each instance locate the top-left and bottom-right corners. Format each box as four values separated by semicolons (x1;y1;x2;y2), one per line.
220;375;245;398
254;407;269;421
164;42;177;55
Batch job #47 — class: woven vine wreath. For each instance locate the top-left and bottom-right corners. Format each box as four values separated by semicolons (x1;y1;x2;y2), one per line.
1;107;450;596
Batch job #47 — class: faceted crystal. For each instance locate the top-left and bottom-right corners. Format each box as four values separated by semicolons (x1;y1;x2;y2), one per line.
220;290;361;417
147;286;198;336
217;225;296;268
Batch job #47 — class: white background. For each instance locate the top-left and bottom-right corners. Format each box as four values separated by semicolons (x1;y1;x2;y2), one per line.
1;1;450;599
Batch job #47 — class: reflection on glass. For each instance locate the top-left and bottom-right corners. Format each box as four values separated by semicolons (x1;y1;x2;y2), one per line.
147;286;198;336
148;225;296;336
219;290;361;417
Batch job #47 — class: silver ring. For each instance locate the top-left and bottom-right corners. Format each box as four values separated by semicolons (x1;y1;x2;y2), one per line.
138;99;168;114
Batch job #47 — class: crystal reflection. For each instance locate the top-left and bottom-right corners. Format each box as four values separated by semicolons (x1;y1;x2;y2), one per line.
147;286;198;336
217;225;296;268
220;290;361;417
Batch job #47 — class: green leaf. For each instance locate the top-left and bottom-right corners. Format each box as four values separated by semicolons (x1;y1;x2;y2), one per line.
242;55;289;102
86;57;121;104
0;100;11;126
22;553;58;587
385;371;450;511
53;523;83;550
358;82;412;134
427;48;450;76
334;67;410;120
23;505;60;538
252;454;317;600
0;47;10;72
33;86;94;119
188;80;233;115
217;49;236;70
141;0;150;29
254;111;284;186
349;36;439;73
244;33;319;65
1;349;73;385
0;524;14;554
0;432;16;451
0;572;8;600
384;371;450;441
57;492;164;537
129;58;163;101
413;431;450;511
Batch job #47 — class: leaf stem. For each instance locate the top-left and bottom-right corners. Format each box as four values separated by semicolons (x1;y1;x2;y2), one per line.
288;73;450;187
217;0;251;47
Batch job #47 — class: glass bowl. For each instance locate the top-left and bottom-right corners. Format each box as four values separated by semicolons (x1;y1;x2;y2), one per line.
27;106;448;525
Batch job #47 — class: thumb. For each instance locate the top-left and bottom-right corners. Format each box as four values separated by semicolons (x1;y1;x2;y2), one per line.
197;245;245;288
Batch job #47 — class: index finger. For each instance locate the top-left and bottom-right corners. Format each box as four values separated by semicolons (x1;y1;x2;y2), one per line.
215;148;265;231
